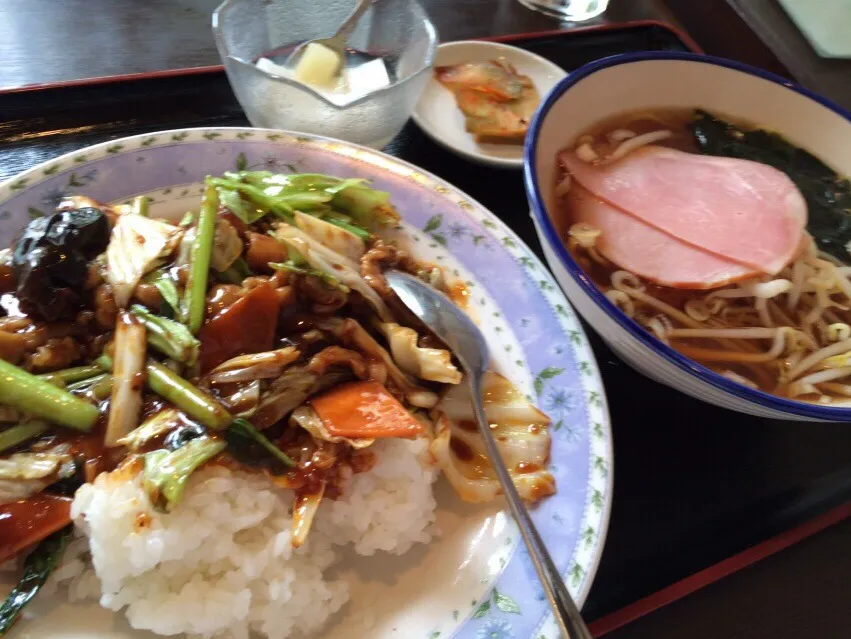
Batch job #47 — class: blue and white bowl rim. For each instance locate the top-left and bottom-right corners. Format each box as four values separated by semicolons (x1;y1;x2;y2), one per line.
524;50;851;420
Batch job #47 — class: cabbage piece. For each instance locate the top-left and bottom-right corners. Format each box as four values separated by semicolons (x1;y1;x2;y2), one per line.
117;407;184;451
291;483;325;549
430;372;555;504
290;405;374;449
206;347;300;384
294;211;365;261
271;224;391;321
317;318;439;409
378;322;462;384
106;215;182;307
210;218;243;272
0;444;75;504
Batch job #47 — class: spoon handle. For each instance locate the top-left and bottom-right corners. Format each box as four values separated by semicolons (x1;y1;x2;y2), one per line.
331;0;373;43
469;376;594;639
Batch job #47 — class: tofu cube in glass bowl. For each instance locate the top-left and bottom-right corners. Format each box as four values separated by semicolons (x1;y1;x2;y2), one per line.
213;0;438;149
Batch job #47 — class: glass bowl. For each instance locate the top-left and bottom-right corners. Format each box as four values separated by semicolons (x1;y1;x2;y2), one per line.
213;0;438;149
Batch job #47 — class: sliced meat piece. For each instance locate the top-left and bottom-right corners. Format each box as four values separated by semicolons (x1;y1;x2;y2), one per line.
561;146;807;274
569;184;760;289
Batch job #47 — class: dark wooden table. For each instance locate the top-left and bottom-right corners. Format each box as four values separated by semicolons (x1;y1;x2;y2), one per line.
1;1;850;638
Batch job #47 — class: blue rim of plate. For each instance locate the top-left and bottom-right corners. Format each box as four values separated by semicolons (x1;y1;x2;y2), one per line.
0;127;614;639
524;50;851;421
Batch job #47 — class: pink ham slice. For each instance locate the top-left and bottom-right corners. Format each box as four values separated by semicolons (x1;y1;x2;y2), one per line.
569;184;760;289
561;146;807;275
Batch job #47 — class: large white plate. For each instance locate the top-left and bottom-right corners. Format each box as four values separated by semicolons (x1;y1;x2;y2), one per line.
0;129;612;639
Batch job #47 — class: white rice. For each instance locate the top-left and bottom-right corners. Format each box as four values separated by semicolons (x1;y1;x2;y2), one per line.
49;437;437;639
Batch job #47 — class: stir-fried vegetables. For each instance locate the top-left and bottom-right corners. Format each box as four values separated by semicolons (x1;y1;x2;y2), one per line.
272;225;391;320
0;525;72;633
293;211;366;261
310;380;425;439
0;168;556;589
291;485;325;549
378;322;462;384
143;268;181;315
106;214;182;308
318;318;440;408
99;354;232;430
182;185;219;334
430;372;554;504
198;282;280;372
105;313;147;447
210;172;400;228
0;359;99;431
117;407;186;451
130;304;200;364
38;364;104;385
142;436;226;512
207;347;300;384
0;445;75;505
227;418;295;467
0;421;49;454
290;405;374;449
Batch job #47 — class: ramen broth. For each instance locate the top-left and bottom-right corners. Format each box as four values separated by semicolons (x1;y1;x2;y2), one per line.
553;107;851;403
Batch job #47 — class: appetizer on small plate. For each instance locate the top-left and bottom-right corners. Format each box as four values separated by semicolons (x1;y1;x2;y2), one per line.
413;40;567;168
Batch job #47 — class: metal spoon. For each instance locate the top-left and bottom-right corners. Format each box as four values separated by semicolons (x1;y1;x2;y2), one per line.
285;0;373;69
386;270;594;639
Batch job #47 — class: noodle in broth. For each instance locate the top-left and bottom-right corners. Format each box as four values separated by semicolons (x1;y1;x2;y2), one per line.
556;108;851;405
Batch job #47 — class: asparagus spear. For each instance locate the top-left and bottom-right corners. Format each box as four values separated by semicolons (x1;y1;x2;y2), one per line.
181;185;219;335
38;364;105;385
130;304;200;364
0;359;99;431
97;355;232;430
0;421;50;454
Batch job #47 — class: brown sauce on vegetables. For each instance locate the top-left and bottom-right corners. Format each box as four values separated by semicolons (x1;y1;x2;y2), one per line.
0;494;72;562
449;436;475;462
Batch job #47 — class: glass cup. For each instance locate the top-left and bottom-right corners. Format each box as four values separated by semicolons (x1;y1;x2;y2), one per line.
213;0;438;149
516;0;608;21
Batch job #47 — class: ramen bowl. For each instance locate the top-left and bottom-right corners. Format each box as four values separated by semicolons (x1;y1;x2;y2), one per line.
525;52;851;421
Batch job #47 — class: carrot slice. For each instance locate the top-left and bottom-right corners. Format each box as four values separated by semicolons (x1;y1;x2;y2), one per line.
0;494;72;563
198;282;280;373
310;380;425;439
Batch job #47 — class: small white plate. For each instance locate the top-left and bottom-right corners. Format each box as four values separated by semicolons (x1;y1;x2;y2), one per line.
412;40;568;169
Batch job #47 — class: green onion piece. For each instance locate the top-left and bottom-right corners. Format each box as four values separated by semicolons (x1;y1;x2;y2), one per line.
142;437;226;512
0;359;99;432
38;364;105;385
206;178;294;221
228;418;295;467
130;304;200;365
269;261;349;292
0;421;50;454
132;195;150;217
0;526;72;634
144;269;180;315
181;185;219;335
